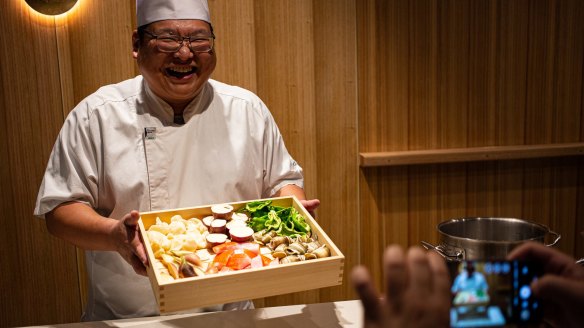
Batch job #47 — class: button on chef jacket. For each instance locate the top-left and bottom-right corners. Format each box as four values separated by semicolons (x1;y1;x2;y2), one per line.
34;76;304;321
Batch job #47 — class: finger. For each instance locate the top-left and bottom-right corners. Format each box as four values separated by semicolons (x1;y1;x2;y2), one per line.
301;199;320;211
130;254;147;276
427;250;450;297
406;247;432;296
134;240;149;266
384;245;407;312
136;226;149;266
122;211;147;265
533;275;584;309
507;242;576;275
351;265;382;323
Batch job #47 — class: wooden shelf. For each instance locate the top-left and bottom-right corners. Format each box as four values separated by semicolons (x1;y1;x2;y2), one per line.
360;143;584;167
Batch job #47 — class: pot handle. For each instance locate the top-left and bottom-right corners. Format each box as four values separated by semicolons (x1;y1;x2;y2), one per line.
546;230;561;247
420;241;464;261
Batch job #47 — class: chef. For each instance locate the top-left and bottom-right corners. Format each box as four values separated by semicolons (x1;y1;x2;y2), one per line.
34;0;320;321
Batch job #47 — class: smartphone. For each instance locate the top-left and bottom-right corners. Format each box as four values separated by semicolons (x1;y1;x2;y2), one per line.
448;260;543;328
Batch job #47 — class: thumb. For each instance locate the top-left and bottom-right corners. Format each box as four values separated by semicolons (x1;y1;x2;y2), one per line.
123;210;141;227
533;275;584;307
302;199;320;210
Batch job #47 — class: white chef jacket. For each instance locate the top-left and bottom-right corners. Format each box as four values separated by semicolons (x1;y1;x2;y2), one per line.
34;76;304;321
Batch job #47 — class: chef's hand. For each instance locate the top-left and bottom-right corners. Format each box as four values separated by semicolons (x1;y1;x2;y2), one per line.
300;199;320;217
273;184;320;217
507;242;584;328
351;245;451;328
113;210;148;276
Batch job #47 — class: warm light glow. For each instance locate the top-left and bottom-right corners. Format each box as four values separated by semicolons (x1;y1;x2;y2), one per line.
24;0;81;18
23;0;86;26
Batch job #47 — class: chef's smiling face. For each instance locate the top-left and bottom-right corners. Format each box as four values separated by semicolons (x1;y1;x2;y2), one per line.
133;19;216;112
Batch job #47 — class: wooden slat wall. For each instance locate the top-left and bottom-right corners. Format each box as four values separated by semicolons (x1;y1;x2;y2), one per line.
358;0;584;298
0;0;357;325
312;0;359;304
0;1;82;326
209;0;257;92
1;0;583;326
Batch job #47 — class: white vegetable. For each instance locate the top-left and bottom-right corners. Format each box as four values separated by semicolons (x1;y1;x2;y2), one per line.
206;233;228;247
211;204;234;220
210;219;227;234
229;226;254;242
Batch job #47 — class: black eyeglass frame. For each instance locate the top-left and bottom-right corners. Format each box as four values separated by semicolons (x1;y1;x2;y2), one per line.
143;29;215;53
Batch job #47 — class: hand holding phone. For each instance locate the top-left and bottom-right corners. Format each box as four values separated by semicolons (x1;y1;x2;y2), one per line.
507;242;584;328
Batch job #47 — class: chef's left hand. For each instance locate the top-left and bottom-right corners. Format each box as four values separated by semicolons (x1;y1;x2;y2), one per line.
300;199;320;217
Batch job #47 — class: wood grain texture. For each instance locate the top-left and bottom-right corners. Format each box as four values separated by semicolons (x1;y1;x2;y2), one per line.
66;0;135;104
313;0;359;302
254;0;318;205
356;0;384;292
358;0;584;296
253;0;319;307
0;1;82;327
2;0;584;326
209;0;257;92
208;0;262;306
138;197;344;314
360;143;584;166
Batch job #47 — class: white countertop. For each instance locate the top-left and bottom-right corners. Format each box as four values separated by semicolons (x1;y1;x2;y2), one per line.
32;300;364;328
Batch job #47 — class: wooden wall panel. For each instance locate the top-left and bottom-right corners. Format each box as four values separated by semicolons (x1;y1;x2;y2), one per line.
0;1;82;327
3;1;358;324
407;0;441;260
492;0;528;146
553;0;584;142
209;0;257;92
438;0;469;149
313;0;359;302
66;0;135;104
253;0;319;306
3;0;583;326
357;0;412;289
254;0;318;205
358;0;584;295
357;0;385;290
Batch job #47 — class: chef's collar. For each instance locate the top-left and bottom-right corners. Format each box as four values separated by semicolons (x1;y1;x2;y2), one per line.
143;81;212;126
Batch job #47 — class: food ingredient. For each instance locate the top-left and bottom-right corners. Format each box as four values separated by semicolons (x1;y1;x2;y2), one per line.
252;230;331;262
145;199;330;283
147;215;208;282
229;226;254;242
242;200;311;237
211;204;234;219
207;241;277;273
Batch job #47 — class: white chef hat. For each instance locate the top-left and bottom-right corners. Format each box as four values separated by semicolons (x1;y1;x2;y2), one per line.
137;0;211;27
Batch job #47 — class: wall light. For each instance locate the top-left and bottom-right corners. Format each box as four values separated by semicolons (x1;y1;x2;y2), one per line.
25;0;78;16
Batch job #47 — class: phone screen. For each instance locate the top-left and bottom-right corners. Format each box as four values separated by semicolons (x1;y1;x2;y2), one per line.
448;260;542;328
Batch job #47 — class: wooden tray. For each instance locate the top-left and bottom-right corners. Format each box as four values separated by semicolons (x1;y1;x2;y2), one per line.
138;196;345;314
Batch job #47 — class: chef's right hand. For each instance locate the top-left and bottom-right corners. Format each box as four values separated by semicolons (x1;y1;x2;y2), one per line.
113;210;148;276
507;242;584;328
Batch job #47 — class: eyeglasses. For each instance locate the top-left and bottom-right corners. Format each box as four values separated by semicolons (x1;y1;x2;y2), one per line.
143;30;215;53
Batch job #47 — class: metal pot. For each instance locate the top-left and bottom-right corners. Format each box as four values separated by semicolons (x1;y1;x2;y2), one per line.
421;217;561;261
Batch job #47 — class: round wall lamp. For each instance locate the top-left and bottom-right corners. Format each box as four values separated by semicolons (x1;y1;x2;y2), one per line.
25;0;78;16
